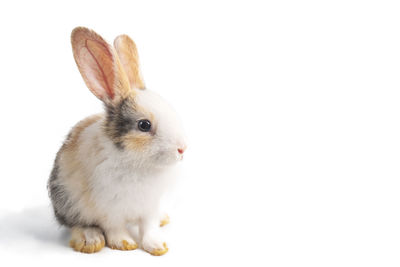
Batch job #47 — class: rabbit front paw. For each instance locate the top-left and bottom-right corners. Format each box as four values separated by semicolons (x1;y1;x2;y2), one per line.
69;226;105;253
105;230;138;251
142;234;168;256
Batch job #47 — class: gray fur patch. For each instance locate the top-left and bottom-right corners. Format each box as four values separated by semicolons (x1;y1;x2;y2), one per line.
48;150;90;228
104;99;142;148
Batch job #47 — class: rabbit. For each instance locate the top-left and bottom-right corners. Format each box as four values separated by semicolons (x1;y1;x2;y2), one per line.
48;27;186;255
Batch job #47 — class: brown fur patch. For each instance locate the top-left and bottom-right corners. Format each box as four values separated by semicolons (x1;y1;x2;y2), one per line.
57;114;104;223
122;132;152;151
64;114;103;151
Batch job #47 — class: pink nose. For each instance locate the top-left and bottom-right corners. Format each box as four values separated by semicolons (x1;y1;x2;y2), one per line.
178;148;185;154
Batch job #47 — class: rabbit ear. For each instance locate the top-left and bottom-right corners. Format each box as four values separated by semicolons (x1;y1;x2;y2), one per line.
71;27;131;105
114;34;145;90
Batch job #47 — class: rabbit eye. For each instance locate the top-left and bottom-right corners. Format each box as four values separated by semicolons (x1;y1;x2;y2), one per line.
138;119;151;132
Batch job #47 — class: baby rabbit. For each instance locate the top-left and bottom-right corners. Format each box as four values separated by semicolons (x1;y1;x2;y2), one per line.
48;27;186;255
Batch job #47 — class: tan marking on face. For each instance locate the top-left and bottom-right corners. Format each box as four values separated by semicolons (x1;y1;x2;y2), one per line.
122;132;152;151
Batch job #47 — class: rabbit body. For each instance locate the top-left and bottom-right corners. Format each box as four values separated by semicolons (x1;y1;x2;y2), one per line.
48;28;186;255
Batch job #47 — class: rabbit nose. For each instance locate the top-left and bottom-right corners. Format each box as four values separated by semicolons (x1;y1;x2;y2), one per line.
177;147;186;154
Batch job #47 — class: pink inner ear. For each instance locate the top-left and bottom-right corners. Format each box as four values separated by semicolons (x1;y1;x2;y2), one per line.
79;39;115;100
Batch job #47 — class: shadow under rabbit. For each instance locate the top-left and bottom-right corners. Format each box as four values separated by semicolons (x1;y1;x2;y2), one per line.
0;205;69;248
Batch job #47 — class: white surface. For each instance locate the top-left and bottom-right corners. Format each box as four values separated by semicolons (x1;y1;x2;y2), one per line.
0;0;399;266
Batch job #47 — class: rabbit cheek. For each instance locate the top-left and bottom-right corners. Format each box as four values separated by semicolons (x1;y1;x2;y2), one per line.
121;133;152;151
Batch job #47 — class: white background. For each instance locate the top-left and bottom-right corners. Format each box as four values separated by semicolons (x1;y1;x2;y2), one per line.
0;0;399;266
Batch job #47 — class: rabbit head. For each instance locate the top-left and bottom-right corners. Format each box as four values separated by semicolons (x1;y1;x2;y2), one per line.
71;27;186;168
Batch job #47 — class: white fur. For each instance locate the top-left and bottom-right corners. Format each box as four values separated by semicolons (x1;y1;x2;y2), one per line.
66;89;185;252
135;89;187;165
